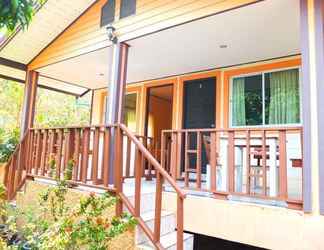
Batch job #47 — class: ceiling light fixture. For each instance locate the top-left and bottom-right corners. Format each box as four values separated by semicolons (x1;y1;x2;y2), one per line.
219;44;228;49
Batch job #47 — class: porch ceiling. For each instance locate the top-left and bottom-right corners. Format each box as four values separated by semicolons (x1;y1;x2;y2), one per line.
37;0;300;90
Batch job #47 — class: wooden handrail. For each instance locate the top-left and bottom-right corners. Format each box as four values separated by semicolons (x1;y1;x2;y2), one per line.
119;124;186;199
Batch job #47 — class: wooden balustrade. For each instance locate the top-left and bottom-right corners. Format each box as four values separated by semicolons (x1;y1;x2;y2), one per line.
4;124;185;250
161;127;303;209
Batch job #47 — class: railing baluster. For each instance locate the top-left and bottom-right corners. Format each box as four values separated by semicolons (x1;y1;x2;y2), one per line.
246;130;251;194
73;128;81;181
134;148;142;217
184;132;189;187
40;130;48;176
262;130;267;196
27;130;34;174
177;195;184;250
91;127;100;184
279;130;288;200
34;130;42;175
115;127;124;216
125;136;131;178
228;131;235;193
80;128;90;183
170;132;177;180
197;132;202;189
154;172;163;243
210;132;217;192
8;154;17;200
55;129;63;178
102;127;111;187
161;132;166;171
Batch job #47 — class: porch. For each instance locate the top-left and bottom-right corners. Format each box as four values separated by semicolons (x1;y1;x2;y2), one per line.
3;0;319;249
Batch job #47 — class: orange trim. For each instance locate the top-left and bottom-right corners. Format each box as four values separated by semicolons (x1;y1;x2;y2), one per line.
223;58;301;128
178;71;222;129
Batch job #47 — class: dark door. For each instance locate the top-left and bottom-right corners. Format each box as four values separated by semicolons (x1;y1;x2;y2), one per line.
183;77;216;174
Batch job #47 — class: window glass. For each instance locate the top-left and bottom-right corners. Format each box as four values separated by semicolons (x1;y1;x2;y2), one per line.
124;93;137;131
231;69;300;126
232;75;262;126
265;69;300;125
120;0;136;19
102;93;137;132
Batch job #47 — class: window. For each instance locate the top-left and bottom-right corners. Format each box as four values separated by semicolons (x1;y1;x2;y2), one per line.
102;93;137;132
124;93;137;132
120;0;136;19
231;68;300;126
100;0;116;27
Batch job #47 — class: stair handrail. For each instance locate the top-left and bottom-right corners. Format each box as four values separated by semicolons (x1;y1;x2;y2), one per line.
119;124;186;199
118;124;186;250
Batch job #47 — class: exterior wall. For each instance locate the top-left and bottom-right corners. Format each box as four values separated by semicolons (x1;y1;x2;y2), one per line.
16;180;135;250
162;192;324;250
28;0;261;70
92;55;302;136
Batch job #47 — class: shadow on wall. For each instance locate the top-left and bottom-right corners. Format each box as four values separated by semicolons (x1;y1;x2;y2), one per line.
193;233;268;250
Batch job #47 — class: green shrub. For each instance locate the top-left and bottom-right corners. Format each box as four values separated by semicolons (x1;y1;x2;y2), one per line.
0;129;19;163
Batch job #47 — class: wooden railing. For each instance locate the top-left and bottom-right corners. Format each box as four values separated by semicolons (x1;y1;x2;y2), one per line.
4;124;186;250
3;132;30;200
161;126;303;209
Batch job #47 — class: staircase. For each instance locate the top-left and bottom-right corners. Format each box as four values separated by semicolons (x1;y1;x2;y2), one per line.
123;179;193;250
3;123;190;250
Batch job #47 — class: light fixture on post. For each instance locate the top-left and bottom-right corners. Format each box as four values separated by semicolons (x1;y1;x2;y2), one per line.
106;25;117;43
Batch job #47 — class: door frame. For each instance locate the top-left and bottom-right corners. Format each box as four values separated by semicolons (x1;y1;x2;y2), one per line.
144;83;175;140
141;78;177;138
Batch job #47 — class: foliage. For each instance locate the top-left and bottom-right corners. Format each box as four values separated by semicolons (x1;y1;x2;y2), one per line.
0;79;91;161
0;159;137;249
0;129;19;163
0;0;45;33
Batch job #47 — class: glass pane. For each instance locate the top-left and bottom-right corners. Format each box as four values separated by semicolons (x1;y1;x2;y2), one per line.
244;75;263;126
265;69;300;125
232;75;263;126
124;93;137;132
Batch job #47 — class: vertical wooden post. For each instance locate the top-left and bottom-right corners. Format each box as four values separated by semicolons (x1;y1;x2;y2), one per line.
105;42;129;185
300;0;324;214
21;70;38;138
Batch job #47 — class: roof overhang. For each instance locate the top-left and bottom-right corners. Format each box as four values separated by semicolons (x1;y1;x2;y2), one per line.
35;0;300;90
0;0;96;96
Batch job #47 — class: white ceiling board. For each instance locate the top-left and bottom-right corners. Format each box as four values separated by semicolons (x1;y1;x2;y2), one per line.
0;65;26;82
38;0;300;89
0;0;96;64
38;76;88;96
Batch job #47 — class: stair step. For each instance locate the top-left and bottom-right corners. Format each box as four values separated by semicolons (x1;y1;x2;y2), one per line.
125;192;156;213
137;231;193;250
136;210;176;244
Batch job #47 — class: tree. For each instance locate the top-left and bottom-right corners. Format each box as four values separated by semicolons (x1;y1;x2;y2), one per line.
0;0;44;32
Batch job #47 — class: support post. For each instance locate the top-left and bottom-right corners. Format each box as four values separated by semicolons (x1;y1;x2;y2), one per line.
20;70;39;138
300;0;324;214
105;41;129;184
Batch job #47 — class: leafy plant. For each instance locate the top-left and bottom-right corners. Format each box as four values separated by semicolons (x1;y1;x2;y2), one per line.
0;129;19;163
0;0;45;33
